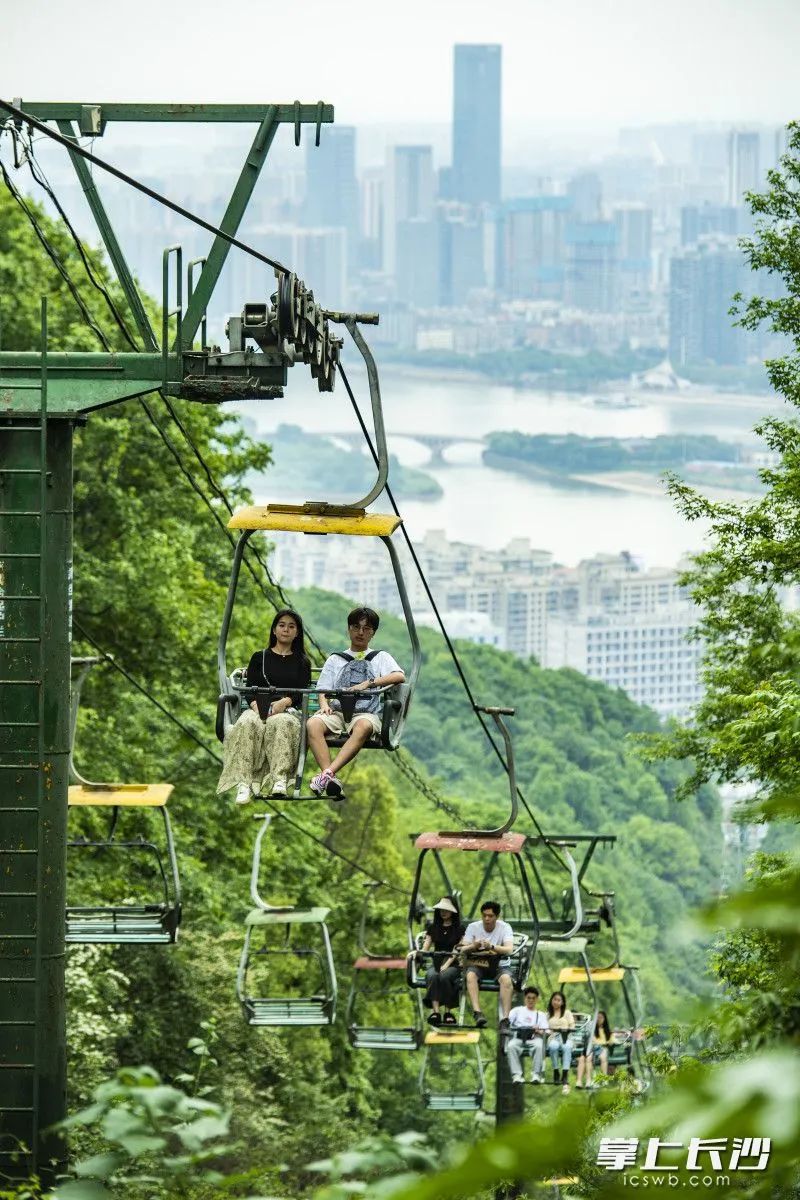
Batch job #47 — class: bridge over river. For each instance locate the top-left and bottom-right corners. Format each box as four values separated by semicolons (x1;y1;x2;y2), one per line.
329;430;486;465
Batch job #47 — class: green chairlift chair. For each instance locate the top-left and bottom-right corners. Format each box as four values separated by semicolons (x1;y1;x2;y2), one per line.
419;1029;485;1112
236;814;337;1027
346;883;423;1051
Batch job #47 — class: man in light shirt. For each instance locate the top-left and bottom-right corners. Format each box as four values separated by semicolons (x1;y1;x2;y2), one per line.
506;986;549;1084
306;606;405;799
461;899;514;1028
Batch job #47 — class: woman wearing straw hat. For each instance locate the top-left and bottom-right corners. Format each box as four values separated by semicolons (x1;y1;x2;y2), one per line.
416;896;465;1026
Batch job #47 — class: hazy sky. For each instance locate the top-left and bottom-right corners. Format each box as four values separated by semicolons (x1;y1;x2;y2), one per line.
2;0;798;131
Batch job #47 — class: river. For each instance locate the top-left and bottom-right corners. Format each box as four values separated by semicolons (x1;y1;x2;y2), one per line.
234;366;781;568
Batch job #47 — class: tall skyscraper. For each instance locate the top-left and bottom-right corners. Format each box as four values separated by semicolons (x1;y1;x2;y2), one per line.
452;43;502;207
727;130;760;205
305;126;359;266
383;145;435;275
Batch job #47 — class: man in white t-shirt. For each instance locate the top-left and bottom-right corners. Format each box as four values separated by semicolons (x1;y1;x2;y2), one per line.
506;986;549;1084
461;900;515;1028
306;606;404;799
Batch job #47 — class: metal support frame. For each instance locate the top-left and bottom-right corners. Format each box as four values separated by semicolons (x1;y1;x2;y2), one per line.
0;303;70;1181
437;707;518;839
0;99;334;412
0;100;332;1180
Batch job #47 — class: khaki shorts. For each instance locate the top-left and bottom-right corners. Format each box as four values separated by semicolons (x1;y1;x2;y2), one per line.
314;710;382;739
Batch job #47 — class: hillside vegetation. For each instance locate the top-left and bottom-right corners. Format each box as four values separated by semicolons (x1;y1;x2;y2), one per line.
1;185;723;1194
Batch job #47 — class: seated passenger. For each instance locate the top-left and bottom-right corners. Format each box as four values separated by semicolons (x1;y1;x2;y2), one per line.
306;606;405;799
414;896;465;1027
576;1009;614;1089
506;986;549;1085
461;899;514;1028
216;608;311;806
546;990;576;1094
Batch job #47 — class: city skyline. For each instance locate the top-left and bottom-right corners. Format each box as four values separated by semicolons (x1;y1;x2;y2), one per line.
3;0;798;128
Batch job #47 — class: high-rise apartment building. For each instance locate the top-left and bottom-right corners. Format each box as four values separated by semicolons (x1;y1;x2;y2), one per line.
438;203;486;306
452;43;502;207
503;197;573;300
383;145;435;276
669;235;750;366
613;203;653;299
566;221;619;312
359;167;384;270
567;172;602;221
305;126;359;267
727;130;760;205
270;533;703;719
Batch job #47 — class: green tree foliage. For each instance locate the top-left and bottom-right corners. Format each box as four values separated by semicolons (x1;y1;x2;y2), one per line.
485;431;742;474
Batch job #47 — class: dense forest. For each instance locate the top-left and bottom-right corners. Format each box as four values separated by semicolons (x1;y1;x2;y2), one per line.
2;123;799;1196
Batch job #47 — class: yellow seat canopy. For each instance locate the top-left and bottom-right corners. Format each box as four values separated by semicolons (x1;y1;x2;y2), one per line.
227;506;401;538
68;784;173;808
425;1029;481;1046
558;966;626;985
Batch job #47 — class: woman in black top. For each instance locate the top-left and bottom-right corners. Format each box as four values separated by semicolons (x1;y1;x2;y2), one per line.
216;608;311;805
417;896;465;1026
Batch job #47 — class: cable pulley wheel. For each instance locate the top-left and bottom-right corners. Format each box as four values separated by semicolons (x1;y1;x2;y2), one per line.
313;309;326;366
278;272;298;341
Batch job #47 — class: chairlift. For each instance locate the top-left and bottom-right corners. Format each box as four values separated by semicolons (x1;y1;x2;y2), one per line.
236;813;337;1026
553;957;651;1086
217;313;421;788
407;830;536;1014
217;511;421;787
407;707;535;1014
66;656;182;945
419;1029;485;1112
346;882;423;1051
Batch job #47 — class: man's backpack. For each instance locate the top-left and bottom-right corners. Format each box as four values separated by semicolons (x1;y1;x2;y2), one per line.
330;651;381;720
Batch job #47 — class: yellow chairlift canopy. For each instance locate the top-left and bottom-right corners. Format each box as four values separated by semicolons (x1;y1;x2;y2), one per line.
558;966;626;985
425;1029;481;1046
228;506;401;538
68;784;173;808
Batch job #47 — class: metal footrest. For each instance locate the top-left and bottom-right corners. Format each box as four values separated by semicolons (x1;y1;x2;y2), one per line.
243;997;332;1026
66;905;177;944
349;1027;420;1051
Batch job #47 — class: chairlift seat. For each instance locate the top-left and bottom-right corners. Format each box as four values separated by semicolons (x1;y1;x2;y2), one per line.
68;783;173;807
349;1026;421;1051
228;507;402;537
245;906;330;927
537;937;589;955
425;1029;481;1046
243;997;333;1027
353;956;407;971
66;904;178;945
559;966;625;984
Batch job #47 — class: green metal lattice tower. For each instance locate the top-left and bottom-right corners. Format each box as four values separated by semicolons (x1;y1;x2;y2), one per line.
0;99;335;1180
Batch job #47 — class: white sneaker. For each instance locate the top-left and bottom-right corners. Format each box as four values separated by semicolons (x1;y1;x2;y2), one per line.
235;784;252;806
511;1074;524;1085
271;775;288;797
531;1073;543;1084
